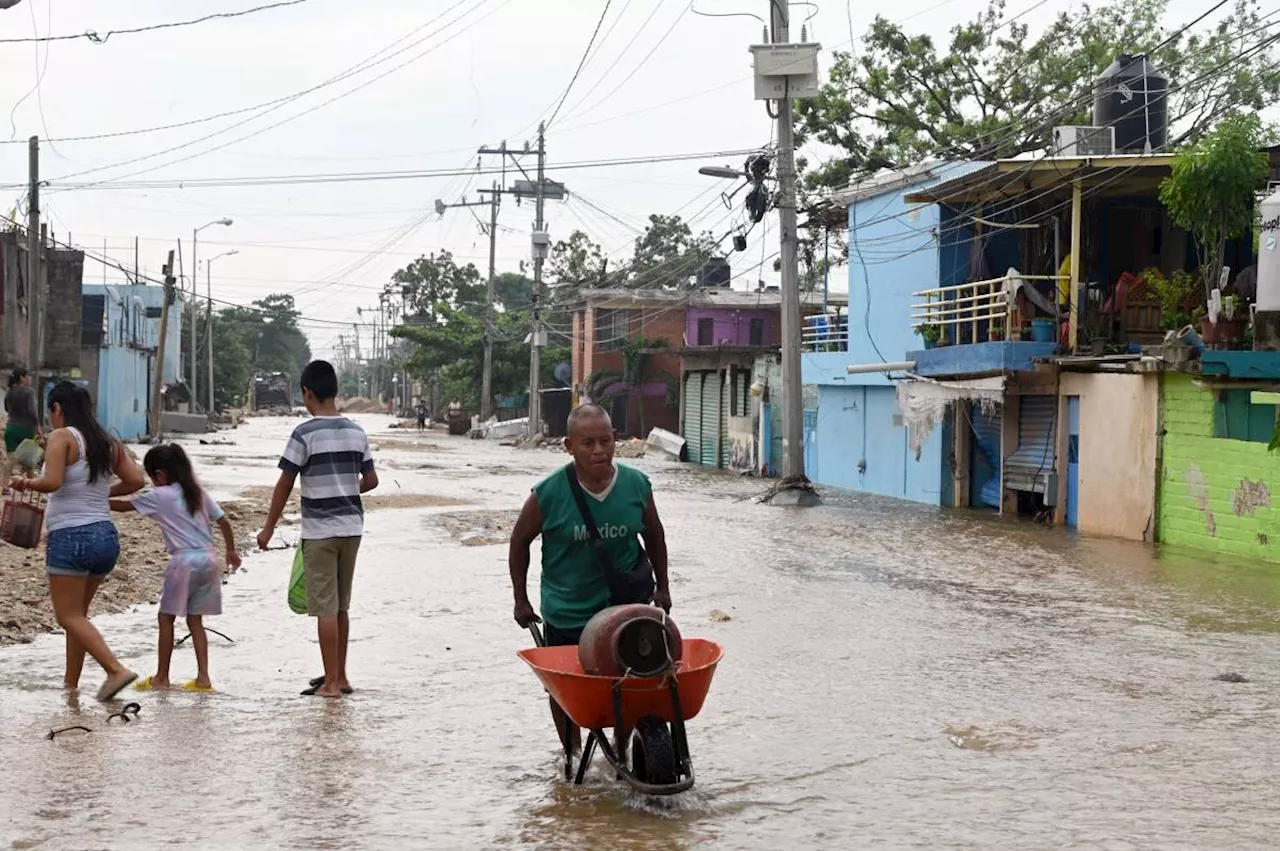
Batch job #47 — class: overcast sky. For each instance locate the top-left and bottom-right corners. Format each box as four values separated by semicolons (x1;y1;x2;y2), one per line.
0;0;1243;357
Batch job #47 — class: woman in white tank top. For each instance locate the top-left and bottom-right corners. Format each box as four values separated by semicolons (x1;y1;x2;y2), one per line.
10;382;145;701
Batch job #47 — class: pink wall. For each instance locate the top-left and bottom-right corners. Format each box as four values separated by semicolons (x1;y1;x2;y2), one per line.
685;308;778;347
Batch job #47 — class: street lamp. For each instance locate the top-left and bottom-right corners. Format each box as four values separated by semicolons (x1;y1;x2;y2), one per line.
205;249;238;414
190;218;233;408
698;165;747;180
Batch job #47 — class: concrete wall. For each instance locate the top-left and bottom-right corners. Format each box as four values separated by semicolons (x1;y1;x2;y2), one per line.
685;308;778;348
1059;371;1158;541
81;284;184;440
811;384;944;504
84;284;183;385
754;352;783;475
44;249;85;370
845;161;992;378
96;346;150;441
1158;372;1280;562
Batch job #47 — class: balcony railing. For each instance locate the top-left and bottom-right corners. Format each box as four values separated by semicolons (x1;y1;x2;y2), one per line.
911;274;1065;345
802;313;849;352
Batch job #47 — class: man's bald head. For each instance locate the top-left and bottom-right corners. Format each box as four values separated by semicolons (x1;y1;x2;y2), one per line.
567;403;612;437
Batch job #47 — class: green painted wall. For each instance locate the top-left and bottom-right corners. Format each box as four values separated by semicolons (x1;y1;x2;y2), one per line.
1159;372;1280;561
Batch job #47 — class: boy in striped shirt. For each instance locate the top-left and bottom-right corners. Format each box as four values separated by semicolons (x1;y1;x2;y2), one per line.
258;360;378;698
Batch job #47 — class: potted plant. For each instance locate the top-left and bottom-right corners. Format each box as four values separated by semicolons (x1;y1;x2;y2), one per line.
989;318;1005;342
1159;112;1269;335
1143;266;1198;331
919;323;942;349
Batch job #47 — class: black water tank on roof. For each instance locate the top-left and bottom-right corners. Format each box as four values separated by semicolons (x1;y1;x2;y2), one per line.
1093;54;1168;153
697;256;731;288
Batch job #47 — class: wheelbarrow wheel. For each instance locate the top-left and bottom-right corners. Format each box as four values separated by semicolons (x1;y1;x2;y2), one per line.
630;716;677;786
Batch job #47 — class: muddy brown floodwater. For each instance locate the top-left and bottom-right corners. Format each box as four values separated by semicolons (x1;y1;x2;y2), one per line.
3;416;1280;849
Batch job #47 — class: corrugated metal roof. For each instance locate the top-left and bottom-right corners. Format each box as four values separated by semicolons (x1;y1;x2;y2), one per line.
830;160;994;206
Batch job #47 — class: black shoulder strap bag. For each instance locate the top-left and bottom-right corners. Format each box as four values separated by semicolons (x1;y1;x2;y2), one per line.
564;463;655;606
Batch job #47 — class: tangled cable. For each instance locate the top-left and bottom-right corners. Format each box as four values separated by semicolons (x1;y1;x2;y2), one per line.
46;703;142;740
176;628;235;646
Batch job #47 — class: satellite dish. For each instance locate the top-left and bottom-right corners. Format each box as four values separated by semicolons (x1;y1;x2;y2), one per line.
553;363;571;386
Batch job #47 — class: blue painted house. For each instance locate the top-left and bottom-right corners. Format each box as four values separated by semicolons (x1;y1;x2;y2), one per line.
801;161;991;505
81;284;184;441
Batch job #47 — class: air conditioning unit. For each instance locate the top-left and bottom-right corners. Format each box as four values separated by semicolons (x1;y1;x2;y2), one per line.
1052;125;1115;157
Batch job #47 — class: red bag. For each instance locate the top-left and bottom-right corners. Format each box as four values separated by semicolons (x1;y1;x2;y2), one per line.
1;490;45;549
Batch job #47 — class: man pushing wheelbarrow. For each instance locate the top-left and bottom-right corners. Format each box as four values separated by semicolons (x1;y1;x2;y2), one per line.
508;404;673;755
508;404;721;795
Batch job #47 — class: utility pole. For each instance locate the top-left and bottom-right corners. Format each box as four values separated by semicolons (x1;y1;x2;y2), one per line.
760;0;820;505
26;137;39;398
435;184;501;420
529;123;548;438
150;250;176;438
476;133;565;435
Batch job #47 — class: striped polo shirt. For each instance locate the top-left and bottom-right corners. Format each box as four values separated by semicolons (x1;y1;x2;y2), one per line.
279;415;375;540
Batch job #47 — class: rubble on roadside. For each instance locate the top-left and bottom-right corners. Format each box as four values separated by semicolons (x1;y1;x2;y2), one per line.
504;432;647;458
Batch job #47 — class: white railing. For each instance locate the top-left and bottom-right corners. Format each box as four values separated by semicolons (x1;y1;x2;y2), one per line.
802;313;849;352
910;274;1065;345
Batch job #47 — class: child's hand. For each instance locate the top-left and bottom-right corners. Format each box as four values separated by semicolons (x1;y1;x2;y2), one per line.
227;549;242;572
256;528;273;550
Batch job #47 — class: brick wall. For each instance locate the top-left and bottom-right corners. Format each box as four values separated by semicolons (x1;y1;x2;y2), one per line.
1159;372;1280;561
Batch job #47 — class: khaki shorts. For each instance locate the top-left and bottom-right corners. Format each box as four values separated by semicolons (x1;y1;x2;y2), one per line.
301;536;361;617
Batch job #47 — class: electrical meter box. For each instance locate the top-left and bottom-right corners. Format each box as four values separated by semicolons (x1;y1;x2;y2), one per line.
749;43;821;100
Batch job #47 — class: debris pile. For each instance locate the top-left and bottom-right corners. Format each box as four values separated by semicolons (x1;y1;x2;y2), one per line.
337;396;387;414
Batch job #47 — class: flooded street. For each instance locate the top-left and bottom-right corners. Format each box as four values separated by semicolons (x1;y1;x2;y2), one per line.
3;416;1280;849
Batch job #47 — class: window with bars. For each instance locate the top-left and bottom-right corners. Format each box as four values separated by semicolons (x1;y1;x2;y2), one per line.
594;308;631;349
749;317;765;346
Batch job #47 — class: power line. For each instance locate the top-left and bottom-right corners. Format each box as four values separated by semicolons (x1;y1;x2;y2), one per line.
39;0;503;187
546;1;614;128
21;147;767;191
0;0;315;44
556;1;691;128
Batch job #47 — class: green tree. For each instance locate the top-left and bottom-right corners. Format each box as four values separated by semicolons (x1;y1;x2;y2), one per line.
391;306;567;413
391;250;485;322
1159;111;1270;302
627;214;716;290
548;230;607;286
492;272;535;311
185;292;311;411
795;0;1280;191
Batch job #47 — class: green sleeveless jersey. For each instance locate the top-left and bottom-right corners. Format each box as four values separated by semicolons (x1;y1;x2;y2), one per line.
533;463;652;630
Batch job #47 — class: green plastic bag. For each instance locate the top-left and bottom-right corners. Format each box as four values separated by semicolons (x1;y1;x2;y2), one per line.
11;438;43;471
287;545;308;615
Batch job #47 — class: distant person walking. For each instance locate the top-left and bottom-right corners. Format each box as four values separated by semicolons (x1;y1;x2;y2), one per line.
10;382;145;701
4;368;40;483
111;444;241;692
258;360;378;698
415;400;427;432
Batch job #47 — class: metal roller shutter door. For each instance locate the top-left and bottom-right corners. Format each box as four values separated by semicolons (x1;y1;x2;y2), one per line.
700;371;722;467
1004;395;1056;494
971;406;1003;509
684;373;703;465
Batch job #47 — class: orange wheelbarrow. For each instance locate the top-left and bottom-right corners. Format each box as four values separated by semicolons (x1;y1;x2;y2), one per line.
518;624;724;796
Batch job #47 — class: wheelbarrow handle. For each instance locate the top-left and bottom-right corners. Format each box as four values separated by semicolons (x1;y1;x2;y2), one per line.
528;622;546;648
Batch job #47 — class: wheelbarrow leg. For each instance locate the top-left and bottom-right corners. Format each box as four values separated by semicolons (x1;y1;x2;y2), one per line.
561;712;575;782
574;732;599;785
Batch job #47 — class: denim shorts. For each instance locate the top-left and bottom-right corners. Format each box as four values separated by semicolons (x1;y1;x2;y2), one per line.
46;521;120;577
